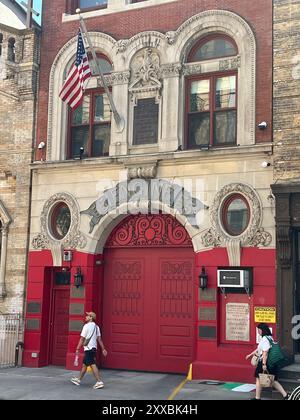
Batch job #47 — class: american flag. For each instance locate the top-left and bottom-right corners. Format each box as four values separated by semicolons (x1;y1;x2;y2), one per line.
59;30;92;110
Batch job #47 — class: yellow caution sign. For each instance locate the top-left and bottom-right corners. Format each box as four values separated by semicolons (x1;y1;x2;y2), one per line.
254;307;276;324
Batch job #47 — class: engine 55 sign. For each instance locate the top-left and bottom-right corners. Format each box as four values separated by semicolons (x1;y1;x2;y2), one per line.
254;307;276;324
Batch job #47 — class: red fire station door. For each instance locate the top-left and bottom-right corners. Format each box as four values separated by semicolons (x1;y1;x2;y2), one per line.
50;288;69;366
102;247;195;374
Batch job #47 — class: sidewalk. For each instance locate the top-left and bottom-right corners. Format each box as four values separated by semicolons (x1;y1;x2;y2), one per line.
0;367;255;400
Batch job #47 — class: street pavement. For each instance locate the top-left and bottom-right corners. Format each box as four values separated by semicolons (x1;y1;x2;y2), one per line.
0;366;257;400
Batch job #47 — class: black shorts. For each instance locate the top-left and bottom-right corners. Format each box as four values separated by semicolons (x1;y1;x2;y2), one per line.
83;349;97;367
255;360;279;381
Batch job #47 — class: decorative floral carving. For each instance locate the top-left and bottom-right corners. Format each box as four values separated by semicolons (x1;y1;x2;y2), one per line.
97;71;131;87
201;228;222;248
183;63;202;76
165;31;177;45
219;56;241;71
248;228;272;247
32;233;50;250
32;192;87;251
106;214;192;248
160;63;182;78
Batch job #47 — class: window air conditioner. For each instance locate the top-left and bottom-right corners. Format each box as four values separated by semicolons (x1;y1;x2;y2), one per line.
217;269;250;289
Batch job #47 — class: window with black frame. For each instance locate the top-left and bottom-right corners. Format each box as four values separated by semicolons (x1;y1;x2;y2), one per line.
186;35;238;150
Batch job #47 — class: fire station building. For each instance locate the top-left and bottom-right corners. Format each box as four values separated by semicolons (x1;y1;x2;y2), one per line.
23;0;274;383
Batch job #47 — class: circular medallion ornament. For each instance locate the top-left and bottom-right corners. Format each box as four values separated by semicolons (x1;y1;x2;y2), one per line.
203;183;269;248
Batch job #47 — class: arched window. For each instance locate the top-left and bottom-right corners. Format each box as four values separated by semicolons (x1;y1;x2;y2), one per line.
0;34;3;57
188;35;238;62
7;38;16;62
67;54;112;159
186;35;238;150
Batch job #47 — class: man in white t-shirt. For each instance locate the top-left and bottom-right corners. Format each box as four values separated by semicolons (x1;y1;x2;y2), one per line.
71;312;108;389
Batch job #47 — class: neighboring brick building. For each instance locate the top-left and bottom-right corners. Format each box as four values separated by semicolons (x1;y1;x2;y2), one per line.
24;0;275;383
0;0;40;314
272;0;300;356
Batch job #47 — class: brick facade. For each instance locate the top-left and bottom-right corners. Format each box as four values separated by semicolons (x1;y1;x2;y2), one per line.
272;0;300;354
36;0;273;160
0;23;40;313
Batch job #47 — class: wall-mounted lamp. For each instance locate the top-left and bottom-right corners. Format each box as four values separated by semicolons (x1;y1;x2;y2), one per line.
74;267;83;288
199;267;208;290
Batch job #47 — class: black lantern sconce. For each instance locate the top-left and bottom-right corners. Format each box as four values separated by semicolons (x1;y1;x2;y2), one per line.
199;267;208;290
74;267;83;288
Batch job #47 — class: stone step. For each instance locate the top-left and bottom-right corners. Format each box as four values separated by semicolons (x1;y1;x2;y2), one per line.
295;355;300;364
279;364;300;380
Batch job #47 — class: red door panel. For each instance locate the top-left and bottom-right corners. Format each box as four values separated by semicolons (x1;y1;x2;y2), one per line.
103;251;144;370
102;247;195;374
51;289;69;366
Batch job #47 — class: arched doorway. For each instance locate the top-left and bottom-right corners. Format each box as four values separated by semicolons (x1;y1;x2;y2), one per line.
101;214;196;374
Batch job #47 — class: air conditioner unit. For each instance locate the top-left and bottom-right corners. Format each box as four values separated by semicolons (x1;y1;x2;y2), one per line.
217;269;250;289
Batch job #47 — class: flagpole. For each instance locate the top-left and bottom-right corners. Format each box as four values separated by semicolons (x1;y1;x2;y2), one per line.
76;9;125;133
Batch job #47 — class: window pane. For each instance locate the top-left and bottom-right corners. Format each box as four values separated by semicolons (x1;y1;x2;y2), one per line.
225;197;249;236
215;76;236;109
190;80;210;112
214;110;237;145
188;113;210;148
194;39;237;61
94;94;111;123
79;0;107;9
72;96;90;125
93;124;110;156
51;203;71;240
71;126;89;158
90;58;112;76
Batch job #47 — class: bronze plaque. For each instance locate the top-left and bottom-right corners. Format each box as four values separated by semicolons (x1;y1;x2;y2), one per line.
199;307;216;321
226;303;250;342
71;286;85;299
199;289;216;302
69;320;83;332
69;303;84;315
26;319;40;330
27;302;41;314
133;98;159;145
199;326;216;339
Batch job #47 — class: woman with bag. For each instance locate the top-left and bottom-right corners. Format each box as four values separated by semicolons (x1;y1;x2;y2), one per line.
245;323;289;400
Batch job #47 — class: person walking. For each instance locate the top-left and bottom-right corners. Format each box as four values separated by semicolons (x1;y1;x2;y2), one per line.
71;312;108;389
246;323;289;400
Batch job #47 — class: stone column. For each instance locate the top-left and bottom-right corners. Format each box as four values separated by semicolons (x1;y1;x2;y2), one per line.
0;226;9;300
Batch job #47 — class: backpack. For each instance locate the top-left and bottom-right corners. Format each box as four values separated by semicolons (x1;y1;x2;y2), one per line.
266;337;286;369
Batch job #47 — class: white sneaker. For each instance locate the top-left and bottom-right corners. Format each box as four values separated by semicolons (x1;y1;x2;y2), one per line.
93;381;104;389
71;377;81;386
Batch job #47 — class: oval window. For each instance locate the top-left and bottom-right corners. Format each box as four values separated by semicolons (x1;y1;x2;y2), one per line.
50;203;71;240
222;194;250;236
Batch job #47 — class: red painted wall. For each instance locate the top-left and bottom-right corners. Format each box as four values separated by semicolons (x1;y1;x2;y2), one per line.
194;247;276;383
35;0;273;160
24;246;275;383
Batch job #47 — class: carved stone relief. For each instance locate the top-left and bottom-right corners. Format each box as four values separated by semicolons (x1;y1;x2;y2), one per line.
201;183;272;266
32;193;87;265
129;48;162;95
